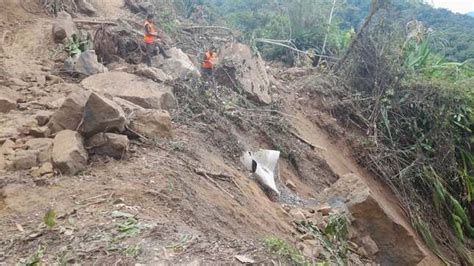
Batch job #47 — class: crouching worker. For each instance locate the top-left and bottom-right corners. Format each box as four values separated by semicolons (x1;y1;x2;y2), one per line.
143;14;169;66
201;48;218;77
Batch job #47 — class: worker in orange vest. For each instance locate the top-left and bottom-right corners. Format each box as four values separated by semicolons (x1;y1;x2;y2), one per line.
201;47;218;76
144;14;169;66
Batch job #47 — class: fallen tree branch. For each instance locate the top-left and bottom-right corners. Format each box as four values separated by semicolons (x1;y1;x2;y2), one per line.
255;38;339;60
73;19;118;25
180;25;234;33
290;130;327;151
194;168;235;199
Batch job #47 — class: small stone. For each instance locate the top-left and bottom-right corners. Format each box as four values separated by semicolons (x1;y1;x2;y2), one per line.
29;126;51;138
39;162;54;175
285;179;297;190
30;167;42;178
360;235;379;256
13;150;39;170
317;203;332;216
35;111;53;126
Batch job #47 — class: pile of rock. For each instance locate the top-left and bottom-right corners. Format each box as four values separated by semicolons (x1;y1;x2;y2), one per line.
0;72;175;177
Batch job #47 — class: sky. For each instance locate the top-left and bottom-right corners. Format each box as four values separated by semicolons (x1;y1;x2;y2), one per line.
430;0;474;14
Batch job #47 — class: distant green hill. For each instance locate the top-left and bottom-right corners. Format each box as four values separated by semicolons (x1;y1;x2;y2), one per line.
340;1;474;62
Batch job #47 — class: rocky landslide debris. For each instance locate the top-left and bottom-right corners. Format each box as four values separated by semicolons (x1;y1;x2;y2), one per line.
2;71;175;176
317;174;426;265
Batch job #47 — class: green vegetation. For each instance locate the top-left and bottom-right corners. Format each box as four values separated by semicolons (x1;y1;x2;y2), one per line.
264;236;307;265
19;245;46;266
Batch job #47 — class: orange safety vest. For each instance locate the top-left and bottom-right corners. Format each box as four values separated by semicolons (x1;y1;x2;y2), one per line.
144;20;157;44
202;51;217;69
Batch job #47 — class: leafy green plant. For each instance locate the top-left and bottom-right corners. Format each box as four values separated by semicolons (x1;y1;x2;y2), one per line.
63;33;91;57
43;209;56;228
20;245;46;266
264;236;307;265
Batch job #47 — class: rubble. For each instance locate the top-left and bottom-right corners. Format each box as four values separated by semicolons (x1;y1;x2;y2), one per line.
52;130;88;175
81;72;176;110
318;173;426;265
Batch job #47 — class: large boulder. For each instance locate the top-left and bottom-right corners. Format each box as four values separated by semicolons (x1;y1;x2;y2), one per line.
129;109;172;139
0;87;19;113
86;133;129;159
52;11;77;43
215;43;272;104
79;93;126;136
48;90;91;133
81;72;175;110
52;130;88;175
153;47;201;80
319;174;426;265
65;50;107;76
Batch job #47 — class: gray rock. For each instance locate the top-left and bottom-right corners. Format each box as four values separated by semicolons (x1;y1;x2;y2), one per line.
66;51;107;76
86;133;129;159
74;50;107;76
52;130;88;175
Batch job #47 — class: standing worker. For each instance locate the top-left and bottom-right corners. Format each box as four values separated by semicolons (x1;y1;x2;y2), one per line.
143;14;169;66
201;47;218;77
